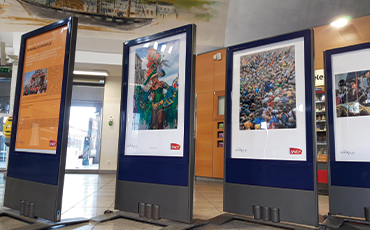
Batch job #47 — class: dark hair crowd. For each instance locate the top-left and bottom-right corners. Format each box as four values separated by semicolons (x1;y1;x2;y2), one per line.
239;46;297;130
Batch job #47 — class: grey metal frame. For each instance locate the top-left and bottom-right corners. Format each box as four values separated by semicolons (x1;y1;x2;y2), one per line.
3;18;78;223
222;31;318;227
324;47;370;222
104;25;197;225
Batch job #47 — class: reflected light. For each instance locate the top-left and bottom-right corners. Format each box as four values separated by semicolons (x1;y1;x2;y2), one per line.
153;42;158;50
161;45;166;52
143;43;150;48
74;70;109;76
168;46;173;54
331;18;349;28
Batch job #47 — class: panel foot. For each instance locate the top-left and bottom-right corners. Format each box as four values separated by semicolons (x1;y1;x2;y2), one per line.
0;209;89;230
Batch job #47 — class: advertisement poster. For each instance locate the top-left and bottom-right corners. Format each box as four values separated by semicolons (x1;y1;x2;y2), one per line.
15;26;68;154
232;38;307;160
239;46;297;131
335;70;370;118
331;48;370;162
125;33;186;157
133;39;180;130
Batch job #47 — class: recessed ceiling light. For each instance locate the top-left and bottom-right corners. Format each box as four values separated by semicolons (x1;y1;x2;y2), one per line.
331;18;349;28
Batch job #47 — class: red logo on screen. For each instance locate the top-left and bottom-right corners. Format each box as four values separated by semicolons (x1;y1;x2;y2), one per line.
49;140;57;147
171;143;181;150
290;147;302;155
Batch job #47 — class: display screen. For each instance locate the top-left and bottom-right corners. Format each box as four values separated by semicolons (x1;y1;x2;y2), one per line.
335;70;370;118
15;26;68;154
231;38;306;161
239;46;296;130
125;33;186;157
331;47;370;162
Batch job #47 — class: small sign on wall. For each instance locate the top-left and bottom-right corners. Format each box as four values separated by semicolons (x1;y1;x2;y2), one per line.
315;69;324;86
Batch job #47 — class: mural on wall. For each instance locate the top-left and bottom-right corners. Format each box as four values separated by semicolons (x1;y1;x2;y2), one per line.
0;0;229;37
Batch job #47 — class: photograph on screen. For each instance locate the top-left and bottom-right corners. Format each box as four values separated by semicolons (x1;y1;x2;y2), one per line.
23;68;48;96
335;70;370;117
239;46;296;130
133;39;180;130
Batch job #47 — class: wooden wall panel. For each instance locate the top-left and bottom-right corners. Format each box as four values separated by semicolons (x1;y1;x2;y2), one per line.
195;52;214;94
213;49;227;92
213;120;224;178
196;92;213;134
195;133;213;177
195;48;226;178
195;92;213;177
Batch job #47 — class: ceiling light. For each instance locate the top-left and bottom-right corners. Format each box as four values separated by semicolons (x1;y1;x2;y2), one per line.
153;42;158;50
161;44;166;52
331;18;349;28
73;70;109;76
168;46;173;54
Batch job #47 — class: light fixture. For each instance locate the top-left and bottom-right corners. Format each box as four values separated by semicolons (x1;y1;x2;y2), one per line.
153;42;158;50
331;17;349;28
160;44;166;52
168;46;173;54
213;52;222;61
143;43;150;48
73;70;109;76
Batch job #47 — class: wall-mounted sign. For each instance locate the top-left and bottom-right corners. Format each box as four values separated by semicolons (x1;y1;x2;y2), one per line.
315;69;324;86
0;67;11;73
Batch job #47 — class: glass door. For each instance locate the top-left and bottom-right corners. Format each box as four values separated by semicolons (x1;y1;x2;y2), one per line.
0;77;11;169
66;85;104;170
0;117;9;169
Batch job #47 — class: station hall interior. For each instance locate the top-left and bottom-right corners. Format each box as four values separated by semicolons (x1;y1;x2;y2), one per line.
1;0;370;229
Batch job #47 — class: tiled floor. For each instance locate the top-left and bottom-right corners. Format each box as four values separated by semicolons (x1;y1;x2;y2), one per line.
0;173;329;229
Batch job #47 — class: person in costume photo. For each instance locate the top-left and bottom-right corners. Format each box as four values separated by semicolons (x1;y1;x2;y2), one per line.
133;40;180;130
23;68;48;96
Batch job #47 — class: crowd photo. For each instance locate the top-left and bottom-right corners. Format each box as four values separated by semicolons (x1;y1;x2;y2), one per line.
23;68;48;96
239;46;297;130
335;70;370;117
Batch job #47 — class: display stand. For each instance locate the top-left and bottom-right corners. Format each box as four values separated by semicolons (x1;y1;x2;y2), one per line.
0;209;87;230
324;42;370;228
1;17;88;229
223;29;317;227
321;215;370;229
91;211;208;230
90;24;199;228
209;214;314;230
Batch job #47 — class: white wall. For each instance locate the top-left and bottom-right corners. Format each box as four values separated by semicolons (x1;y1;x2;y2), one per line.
99;75;122;170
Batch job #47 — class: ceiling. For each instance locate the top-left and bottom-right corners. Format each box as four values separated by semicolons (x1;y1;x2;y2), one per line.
225;0;370;47
2;0;370;75
314;14;370;70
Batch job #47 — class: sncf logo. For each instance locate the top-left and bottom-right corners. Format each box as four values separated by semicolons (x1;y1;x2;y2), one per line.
49;140;57;147
290;147;302;155
171;143;181;150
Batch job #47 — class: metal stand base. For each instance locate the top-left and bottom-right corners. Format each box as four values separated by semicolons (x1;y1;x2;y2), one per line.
90;210;208;230
209;213;315;230
0;209;89;230
321;215;370;229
